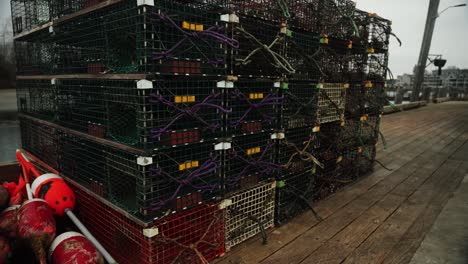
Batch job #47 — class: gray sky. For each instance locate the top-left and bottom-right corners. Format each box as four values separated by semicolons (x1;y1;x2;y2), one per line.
356;0;468;76
1;0;467;76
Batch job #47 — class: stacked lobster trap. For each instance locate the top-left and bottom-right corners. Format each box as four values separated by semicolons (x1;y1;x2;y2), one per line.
14;0;393;262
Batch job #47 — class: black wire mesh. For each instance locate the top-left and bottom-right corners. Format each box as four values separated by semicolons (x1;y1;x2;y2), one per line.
356;115;381;145
281;81;319;129
228;0;286;22
224;132;278;194
285;30;322;80
226;79;282;136
20;116;223;220
15;0;230;76
17;79;57;121
17;78;227;150
11;0;51;35
275;170;315;225
277;127;320;178
19;116;60;169
229;16;287;78
345;82;385;118
356;143;376;175
317;83;346;124
367;14;392;53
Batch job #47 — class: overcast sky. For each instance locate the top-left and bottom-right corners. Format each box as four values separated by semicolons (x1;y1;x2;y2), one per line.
1;0;467;76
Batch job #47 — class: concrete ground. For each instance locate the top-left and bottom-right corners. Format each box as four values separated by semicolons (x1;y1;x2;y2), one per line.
0;89;20;163
0;89;17;113
410;148;468;264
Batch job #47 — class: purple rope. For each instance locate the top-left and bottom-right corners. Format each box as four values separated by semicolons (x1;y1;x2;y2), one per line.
230;90;283;128
149;92;231;137
149;155;220;212
151;12;239;63
226;143;282;187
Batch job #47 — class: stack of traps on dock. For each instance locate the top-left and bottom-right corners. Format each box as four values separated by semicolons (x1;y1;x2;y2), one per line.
14;0;393;263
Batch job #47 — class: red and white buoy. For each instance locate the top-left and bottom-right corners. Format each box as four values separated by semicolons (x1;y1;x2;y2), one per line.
49;231;104;264
17;198;56;264
0;236;11;262
31;174;76;216
17;150;116;264
0;205;20;238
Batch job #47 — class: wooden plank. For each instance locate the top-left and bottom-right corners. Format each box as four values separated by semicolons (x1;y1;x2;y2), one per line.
260;154;455;264
216;118;454;263
300;158;463;264
341;159;466;264
450;141;468;161
19;114;148;156
380;161;468;264
216;107;468;264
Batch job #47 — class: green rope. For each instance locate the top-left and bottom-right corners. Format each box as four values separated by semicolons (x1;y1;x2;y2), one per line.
326;0;360;38
277;0;291;18
236;26;296;74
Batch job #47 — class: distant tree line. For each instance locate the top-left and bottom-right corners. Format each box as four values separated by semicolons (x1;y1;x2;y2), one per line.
0;17;15;89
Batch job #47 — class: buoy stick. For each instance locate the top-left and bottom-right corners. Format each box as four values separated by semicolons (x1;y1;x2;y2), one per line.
16;150;34;200
65;209;117;264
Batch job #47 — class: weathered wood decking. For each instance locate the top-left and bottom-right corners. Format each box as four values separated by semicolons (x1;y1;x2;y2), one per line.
216;102;468;264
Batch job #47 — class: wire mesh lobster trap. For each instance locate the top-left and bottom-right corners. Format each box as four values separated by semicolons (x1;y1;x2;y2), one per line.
347;53;388;83
223;181;276;251
366;14;392;53
69;180;225;263
345;81;385;118
281;81;319;129
226;79;282;136
356;114;381;145
277;127;320;178
287;39;350;82
315;121;341;167
334;146;359;181
19;117;60;169
15;0;232;76
285;30;321;81
27;150;226;264
16;78;57;121
316;0;357;38
20;116;223;219
11;0;51;35
356;143;376;175
227;0;288;22
224;132;278;194
317;83;346;124
229;16;288;78
275;170;316;225
17;78;228;149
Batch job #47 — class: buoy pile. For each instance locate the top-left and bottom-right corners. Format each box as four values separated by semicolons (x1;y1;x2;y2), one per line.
0;150;111;264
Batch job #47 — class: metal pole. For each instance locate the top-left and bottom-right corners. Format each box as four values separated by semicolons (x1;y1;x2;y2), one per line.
412;0;440;101
65;209;117;264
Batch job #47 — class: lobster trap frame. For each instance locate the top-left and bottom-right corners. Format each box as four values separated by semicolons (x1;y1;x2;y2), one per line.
277;127;320;178
229;16;288;78
226;79;282;136
275;170;316;225
345;82;386;118
317;83;346;124
224;132;278;194
20;115;223;220
17;77;228;150
281;81;319;129
223;181;276;251
15;0;231;76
